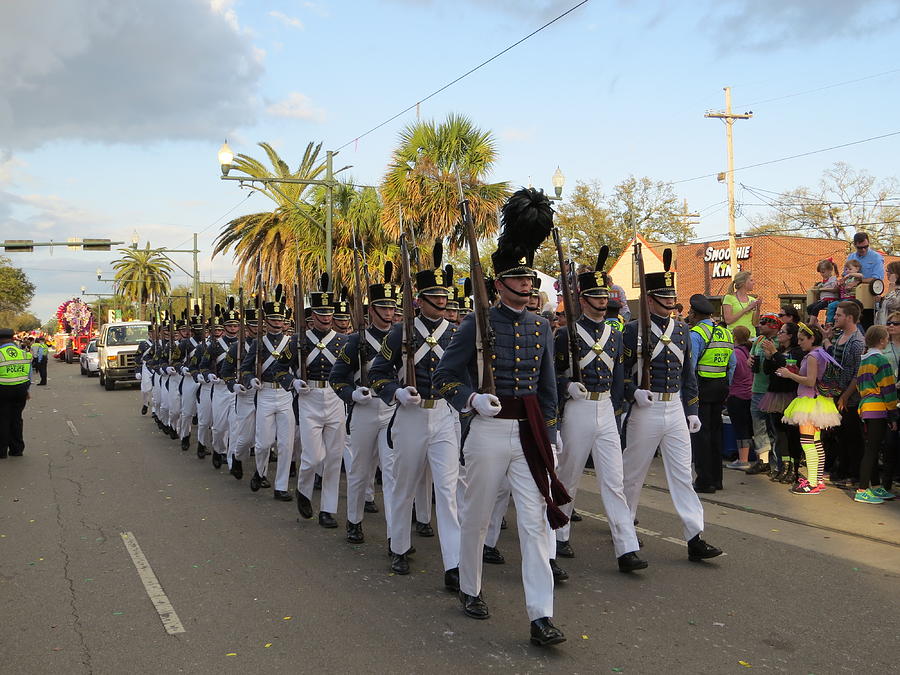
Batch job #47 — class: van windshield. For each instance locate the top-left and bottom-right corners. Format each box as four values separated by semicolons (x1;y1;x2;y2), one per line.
105;325;149;346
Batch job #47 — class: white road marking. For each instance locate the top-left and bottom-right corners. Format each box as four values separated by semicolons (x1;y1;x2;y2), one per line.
119;532;186;635
66;420;79;436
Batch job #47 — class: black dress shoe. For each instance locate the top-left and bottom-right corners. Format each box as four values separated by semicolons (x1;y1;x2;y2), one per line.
556;540;575;558
318;511;337;528
549;558;568;582
168;428;178;440
250;471;262;492
687;534;723;562
391;553;410;575
296;493;313;519
530;617;565;646
211;452;223;469
259;476;271;489
570;510;583;522
141;405;148;416
617;552;649;573
458;591;489;619
230;459;243;480
482;545;505;564
745;460;769;475
346;521;364;543
196;443;208;459
444;567;460;592
386;540;416;557
192;415;198;425
364;500;379;514
180;437;190;451
693;484;716;494
273;490;293;502
415;521;434;537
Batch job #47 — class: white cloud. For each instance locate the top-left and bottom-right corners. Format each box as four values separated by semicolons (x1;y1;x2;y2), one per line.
0;0;264;151
265;93;326;122
268;10;305;30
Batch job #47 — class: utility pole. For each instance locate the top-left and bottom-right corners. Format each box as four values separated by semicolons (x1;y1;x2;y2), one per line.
681;199;700;233
705;87;752;280
192;233;200;304
325;151;334;285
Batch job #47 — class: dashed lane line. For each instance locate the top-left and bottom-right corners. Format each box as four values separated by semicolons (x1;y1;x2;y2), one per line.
119;532;186;635
65;420;78;437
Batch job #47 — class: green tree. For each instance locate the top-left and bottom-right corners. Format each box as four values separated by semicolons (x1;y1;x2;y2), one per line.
10;312;40;331
42;317;57;335
747;162;900;254
380;114;509;255
111;244;173;319
0;255;36;316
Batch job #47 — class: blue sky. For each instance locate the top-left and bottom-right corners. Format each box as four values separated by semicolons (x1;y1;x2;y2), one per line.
3;0;899;320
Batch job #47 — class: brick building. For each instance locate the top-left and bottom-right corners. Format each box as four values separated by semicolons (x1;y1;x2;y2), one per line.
607;234;899;318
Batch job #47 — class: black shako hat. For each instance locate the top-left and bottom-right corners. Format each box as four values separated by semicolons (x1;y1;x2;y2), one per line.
644;248;676;297
189;304;205;330
309;274;334;314
369;261;398;307
263;284;287;319
223;296;240;325
578;246;611;298
210;304;224;328
415;240;451;296
492;188;554;278
332;288;351;320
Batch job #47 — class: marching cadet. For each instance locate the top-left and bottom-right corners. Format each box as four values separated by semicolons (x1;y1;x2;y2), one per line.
329;264;398;544
445;285;461;324
434;188;568;647
241;286;297;501
554;264;646;572
526;277;543;312
199;306;232;469
220;302;257;480
294;282;349;527
332;293;353;335
155;318;173;437
621;257;723;562
176;307;205;452
135;324;155;416
194;316;214;459
165;315;190;440
150;320;167;430
369;246;461;589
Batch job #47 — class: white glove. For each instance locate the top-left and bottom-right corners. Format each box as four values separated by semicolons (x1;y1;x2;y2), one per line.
134;372;142;381
293;379;311;394
207;373;220;384
471;392;502;417
395;386;421;407
567;382;588;400
165;366;177;375
633;389;653;408
249;378;262;390
181;367;190;376
352;387;372;404
687;415;702;433
233;383;247;393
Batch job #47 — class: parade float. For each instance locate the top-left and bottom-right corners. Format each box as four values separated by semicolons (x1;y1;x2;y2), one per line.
53;298;95;363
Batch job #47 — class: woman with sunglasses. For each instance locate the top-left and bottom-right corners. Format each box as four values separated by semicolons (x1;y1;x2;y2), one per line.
761;323;804;483
875;261;900;327
775;323;842;494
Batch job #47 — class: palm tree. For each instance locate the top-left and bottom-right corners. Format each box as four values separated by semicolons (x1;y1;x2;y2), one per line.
111;244;172;319
380;114;509;255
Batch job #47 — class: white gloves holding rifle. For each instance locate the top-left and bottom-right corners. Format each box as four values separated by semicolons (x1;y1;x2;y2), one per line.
567;382;588;400
352;387;372;404
687;415;702;433
469;393;501;417
293;379;311;394
633;389;653;408
395;386;421;407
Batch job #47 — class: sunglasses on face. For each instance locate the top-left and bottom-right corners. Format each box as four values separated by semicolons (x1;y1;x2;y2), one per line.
887;321;900;326
856;244;869;249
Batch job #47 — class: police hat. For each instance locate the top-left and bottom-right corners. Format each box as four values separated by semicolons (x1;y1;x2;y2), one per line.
689;293;715;316
0;328;13;339
606;299;622;312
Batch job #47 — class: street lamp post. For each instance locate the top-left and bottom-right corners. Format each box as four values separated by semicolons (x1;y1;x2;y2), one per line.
217;140;341;285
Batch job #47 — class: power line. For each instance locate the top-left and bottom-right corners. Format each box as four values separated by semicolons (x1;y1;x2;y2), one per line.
732;67;900;110
738;183;900;205
334;0;590;152
170;191;255;250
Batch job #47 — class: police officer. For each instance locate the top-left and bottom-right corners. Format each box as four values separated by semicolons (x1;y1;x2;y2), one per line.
221;304;258;480
555;267;645;572
369;249;461;588
604;299;625;332
294;289;349;526
177;307;205;452
0;327;31;458
31;336;48;385
434;188;568;647
241;286;298;501
687;294;735;493
330;270;398;544
621;261;723;563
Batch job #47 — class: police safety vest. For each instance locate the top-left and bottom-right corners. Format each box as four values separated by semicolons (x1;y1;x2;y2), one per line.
604;316;624;332
0;344;32;385
690;322;733;379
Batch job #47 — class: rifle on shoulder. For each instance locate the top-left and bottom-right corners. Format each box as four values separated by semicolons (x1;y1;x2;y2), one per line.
398;211;417;389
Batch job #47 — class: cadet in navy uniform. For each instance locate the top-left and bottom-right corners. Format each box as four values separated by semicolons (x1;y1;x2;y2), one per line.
220;303;258;479
294;285;349;527
621;260;723;562
240;286;298;501
165;316;189;440
200;306;238;469
176;308;205;451
135;325;155;416
330;266;399;544
434;188;568;647
369;247;461;590
554;264;645;572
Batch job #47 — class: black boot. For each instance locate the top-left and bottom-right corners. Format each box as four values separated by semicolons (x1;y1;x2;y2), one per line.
415;521;434;537
617;552;649;573
556;540;575;558
346;521;364;544
530;617;565;646
443;567;460;592
570;510;582;522
687;534;723;562
390;552;409;575
273;490;293;502
318;511;337;528
180;436;190;452
482;545;505;565
230;459;243;480
549;558;568;582
458;591;489;619
250;471;263;492
196;443;208;459
211;452;223;469
296;492;313;519
141;405;148;416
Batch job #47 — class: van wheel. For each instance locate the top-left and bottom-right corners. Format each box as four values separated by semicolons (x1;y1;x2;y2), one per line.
104;376;115;391
99;370;105;386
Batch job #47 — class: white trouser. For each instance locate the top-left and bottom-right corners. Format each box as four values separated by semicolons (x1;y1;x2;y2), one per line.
622;397;705;541
228;390;256;467
158;374;170;422
389;401;460;571
558;396;638;556
254;387;295;490
297;387;347;513
346;399;393;525
196;382;213;447
459;416;553;622
140;364;153;406
151;373;162;415
485;484;511;548
211;382;232;456
168;375;183;431
179;377;198;439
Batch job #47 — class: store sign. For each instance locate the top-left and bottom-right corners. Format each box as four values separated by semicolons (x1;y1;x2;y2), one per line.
705;245;751;279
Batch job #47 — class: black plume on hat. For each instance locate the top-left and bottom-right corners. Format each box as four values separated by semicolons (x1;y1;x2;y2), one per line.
433;239;443;268
492;188;554;277
319;273;329;293
383;261;393;283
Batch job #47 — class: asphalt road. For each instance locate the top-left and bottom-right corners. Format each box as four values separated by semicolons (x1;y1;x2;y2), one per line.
1;358;898;674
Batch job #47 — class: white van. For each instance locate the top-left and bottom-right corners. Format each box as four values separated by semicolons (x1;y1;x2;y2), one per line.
97;321;150;390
